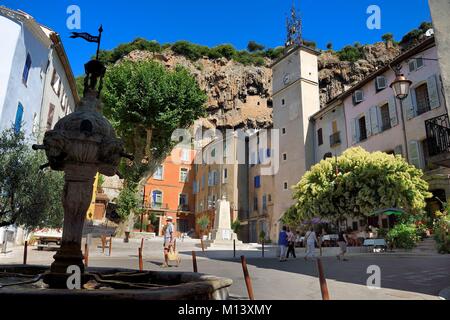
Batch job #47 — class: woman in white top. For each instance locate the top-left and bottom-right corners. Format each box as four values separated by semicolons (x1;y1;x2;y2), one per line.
304;227;319;261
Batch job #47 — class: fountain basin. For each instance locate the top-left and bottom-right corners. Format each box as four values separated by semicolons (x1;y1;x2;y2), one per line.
0;265;232;301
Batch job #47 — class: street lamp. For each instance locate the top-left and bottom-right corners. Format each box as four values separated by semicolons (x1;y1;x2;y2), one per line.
390;67;412;161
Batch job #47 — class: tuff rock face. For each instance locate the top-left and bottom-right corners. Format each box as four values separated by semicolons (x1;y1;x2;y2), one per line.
123;41;402;129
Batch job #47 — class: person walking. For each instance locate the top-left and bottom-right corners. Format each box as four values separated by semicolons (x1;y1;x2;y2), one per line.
304;227;318;261
286;228;297;259
278;226;289;262
337;229;349;261
161;216;174;267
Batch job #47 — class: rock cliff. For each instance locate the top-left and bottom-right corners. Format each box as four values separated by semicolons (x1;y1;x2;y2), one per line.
124;41;405;129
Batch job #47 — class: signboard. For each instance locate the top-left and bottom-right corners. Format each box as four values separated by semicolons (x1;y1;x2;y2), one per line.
222;229;231;240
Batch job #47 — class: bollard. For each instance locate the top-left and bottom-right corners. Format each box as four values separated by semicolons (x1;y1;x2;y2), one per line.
192;251;198;273
140;238;144;250
138;247;143;271
200;239;205;253
84;243;89;267
101;235;106;253
23;241;28;265
240;256;255;300
317;258;330;300
233;239;236;258
109;236;113;256
262;240;265;258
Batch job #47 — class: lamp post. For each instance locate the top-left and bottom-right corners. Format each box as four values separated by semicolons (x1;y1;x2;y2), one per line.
390;68;412;161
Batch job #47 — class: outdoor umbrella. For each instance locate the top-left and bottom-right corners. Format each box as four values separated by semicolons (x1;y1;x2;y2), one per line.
370;208;406;216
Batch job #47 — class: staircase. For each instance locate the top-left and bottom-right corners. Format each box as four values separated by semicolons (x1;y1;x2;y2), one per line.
412;238;438;254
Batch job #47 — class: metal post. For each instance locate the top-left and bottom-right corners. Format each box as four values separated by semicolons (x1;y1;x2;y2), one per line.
138;247;143;271
192;251;198;273
101;235;106;253
1;231;7;254
200;239;205;253
23;241;28;265
140;238;144;250
241;256;255;300
109;236;113;256
262;239;265;258
84;243;89;267
317;258;330;300
233;239;236;258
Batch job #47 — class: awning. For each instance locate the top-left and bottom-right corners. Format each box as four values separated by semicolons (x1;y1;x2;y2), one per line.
370;208;406;216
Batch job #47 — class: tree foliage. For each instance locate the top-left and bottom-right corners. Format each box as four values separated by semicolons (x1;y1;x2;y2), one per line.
381;33;394;43
337;45;364;62
103;60;207;185
292;148;432;224
116;186;140;220
247;41;265;52
0;129;64;229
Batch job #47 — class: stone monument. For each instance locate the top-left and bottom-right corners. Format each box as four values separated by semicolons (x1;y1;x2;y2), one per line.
206;196;244;248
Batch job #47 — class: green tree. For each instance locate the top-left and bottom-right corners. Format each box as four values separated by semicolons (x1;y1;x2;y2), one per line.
0;129;64;229
116;186;140;220
247;41;265;52
326;42;333;50
231;219;241;234
381;33;394;43
337;45;364;62
291;147;431;224
103;60;207;185
196;215;210;236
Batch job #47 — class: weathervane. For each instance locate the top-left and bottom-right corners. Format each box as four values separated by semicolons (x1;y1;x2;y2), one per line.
285;1;302;48
70;25;106;98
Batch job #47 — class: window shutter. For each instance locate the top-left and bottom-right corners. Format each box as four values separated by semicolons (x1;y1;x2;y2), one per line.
416;57;424;69
388;96;398;126
376;76;386;90
409;60;416;72
351;119;357;144
408;140;423;169
427;74;440;109
403;89;416;120
370;106;379;135
394;145;403;157
365;112;372;136
14;103;24;133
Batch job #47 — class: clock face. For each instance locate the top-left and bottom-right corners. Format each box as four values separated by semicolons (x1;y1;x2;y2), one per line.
283;73;290;85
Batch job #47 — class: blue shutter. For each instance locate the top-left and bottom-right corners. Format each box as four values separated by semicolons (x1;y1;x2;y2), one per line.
254;176;261;188
14;103;24;133
22;54;31;85
266;148;271;158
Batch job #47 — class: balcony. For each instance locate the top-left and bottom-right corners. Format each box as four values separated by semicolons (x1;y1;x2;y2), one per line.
425;114;450;168
147;202;169;210
178;204;190;212
329;132;341;147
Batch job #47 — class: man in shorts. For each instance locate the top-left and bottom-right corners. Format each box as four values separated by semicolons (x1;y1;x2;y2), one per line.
337;230;349;261
162;216;174;267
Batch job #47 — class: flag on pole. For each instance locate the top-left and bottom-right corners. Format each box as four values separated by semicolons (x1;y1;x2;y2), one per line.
70;32;100;43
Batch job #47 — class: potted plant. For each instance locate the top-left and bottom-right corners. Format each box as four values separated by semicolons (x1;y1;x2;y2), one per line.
196;216;210;239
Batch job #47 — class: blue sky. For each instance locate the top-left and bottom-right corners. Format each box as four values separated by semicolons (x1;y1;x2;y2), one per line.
2;0;431;76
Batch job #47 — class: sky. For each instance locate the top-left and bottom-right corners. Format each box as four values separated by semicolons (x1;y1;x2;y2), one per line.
1;0;432;76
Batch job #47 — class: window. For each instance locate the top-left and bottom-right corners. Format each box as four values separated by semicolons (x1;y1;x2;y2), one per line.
268;194;272;202
358;116;367;141
266;149;271;158
282;153;287;161
380;103;391;131
153;166;163;180
51;70;61;96
253;197;258;211
282;99;285;106
282;128;287;135
22;54;32;85
254;176;261;188
262;195;267;210
331;120;338;134
213;171;219;185
317;128;323;146
211;148;216;158
46;104;55;131
179;194;188;206
415;83;431;116
208;171;218;186
353;90;364;104
223;168;228;182
151;190;163;207
352;221;358;231
14;103;24;134
283;182;289;190
180;168;189;182
375;76;387;91
193;181;199;194
409;57;424;72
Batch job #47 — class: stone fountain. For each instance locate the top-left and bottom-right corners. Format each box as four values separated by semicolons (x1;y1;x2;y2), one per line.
0;58;232;300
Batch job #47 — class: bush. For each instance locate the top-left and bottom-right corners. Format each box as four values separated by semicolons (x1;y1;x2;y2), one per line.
386;224;418;249
264;47;285;60
231;219;241;234
433;213;450;254
382;33;394;43
171;41;209;61
247;41;265;52
337;45;364;62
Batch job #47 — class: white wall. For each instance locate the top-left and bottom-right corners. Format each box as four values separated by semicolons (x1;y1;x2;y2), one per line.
0;17;49;139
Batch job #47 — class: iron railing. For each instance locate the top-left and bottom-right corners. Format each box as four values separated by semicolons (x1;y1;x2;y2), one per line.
425;113;450;156
329;132;341;147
